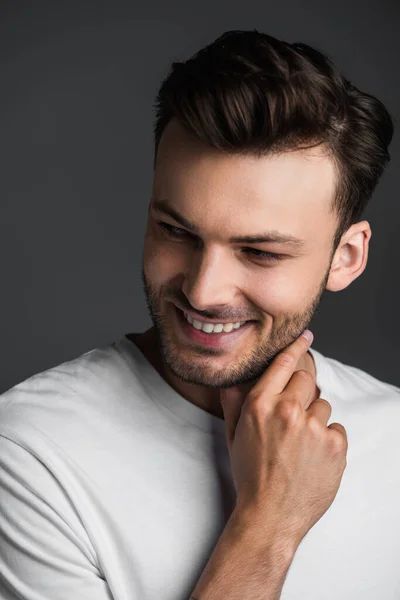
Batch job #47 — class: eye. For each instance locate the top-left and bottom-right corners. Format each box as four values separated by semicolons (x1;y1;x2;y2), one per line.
244;248;283;262
157;221;284;263
158;222;188;237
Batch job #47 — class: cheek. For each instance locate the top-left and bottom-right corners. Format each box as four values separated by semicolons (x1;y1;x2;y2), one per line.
250;267;317;315
143;233;179;283
250;278;293;315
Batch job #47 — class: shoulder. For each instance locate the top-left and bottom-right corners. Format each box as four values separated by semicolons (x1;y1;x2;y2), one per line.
0;340;126;445
310;346;400;404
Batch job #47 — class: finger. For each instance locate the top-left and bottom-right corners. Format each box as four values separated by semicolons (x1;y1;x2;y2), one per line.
327;422;348;453
283;369;318;411
306;398;332;425
220;386;246;452
250;330;314;398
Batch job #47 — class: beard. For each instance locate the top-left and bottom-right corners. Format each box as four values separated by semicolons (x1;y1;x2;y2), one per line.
139;254;331;390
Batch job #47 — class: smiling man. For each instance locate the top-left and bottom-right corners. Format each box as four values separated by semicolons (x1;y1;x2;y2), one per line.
132;118;368;419
0;29;398;600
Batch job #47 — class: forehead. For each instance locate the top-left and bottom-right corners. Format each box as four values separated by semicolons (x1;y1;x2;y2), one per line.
153;120;338;247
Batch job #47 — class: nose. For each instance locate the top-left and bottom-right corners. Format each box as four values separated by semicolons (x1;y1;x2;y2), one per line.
182;248;242;317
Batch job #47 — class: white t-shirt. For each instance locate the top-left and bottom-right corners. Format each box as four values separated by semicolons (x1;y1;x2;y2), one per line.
0;334;399;600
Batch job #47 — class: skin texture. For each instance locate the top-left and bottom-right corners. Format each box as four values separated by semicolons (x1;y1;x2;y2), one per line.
131;118;371;420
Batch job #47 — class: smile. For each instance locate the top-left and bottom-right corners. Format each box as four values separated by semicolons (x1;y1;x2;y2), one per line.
173;305;255;350
183;311;248;334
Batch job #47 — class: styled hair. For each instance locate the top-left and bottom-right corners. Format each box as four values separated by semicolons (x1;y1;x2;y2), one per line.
153;29;394;254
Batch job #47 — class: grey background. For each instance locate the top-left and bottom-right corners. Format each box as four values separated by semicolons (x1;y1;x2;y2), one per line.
1;0;399;394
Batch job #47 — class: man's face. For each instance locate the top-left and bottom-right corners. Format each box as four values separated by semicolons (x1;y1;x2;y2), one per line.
140;119;338;390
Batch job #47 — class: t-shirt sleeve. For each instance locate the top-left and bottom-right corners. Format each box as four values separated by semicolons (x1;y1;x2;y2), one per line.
0;434;113;600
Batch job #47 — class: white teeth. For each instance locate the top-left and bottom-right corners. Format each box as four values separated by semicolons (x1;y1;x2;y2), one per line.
184;312;247;334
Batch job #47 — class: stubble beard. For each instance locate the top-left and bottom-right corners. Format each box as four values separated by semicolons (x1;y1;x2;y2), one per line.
139;260;330;390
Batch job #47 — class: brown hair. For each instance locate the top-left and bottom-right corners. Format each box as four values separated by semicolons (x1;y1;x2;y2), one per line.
153;29;394;254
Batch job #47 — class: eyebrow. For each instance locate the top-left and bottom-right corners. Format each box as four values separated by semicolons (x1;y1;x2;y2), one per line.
151;199;306;248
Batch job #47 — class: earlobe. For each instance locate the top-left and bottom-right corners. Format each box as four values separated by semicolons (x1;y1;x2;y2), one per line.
325;221;371;293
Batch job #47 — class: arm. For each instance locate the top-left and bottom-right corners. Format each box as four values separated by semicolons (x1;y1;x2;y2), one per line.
189;332;347;600
189;508;298;600
0;434;113;600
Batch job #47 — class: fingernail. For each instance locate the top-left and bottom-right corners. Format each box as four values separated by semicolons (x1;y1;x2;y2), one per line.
302;329;314;343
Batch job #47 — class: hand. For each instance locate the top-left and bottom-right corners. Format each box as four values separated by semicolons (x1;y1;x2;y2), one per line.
220;331;348;547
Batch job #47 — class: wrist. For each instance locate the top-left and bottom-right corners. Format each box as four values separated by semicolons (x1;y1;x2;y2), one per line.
230;505;300;562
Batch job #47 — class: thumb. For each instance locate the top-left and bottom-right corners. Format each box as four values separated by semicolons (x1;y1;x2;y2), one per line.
220;386;246;452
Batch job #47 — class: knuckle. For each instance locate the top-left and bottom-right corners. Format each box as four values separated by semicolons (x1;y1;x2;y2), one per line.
276;398;302;425
296;369;314;383
328;429;348;455
307;414;322;435
275;351;296;368
246;394;270;419
316;398;332;417
319;398;332;409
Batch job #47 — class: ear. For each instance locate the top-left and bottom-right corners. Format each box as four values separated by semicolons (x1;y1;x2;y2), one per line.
326;221;372;292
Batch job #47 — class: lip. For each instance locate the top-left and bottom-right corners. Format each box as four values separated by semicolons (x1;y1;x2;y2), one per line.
173;304;254;350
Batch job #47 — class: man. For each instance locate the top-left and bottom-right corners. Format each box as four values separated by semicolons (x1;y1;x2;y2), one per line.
0;29;397;600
